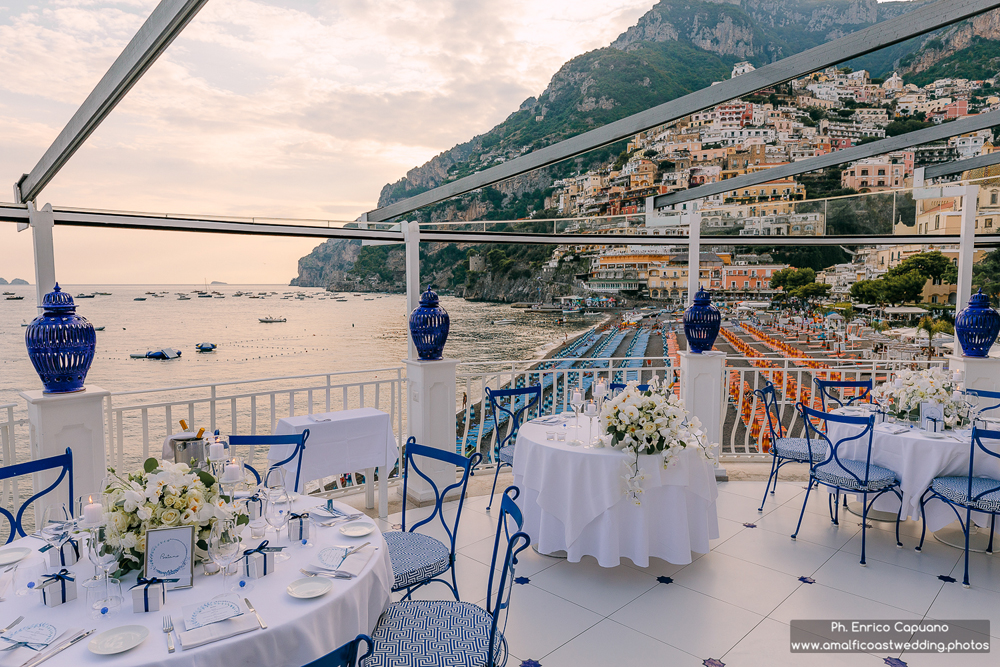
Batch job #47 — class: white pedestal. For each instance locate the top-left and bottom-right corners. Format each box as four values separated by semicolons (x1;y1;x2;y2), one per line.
403;358;460;505
679;350;727;481
20;385;109;518
949;355;1000;393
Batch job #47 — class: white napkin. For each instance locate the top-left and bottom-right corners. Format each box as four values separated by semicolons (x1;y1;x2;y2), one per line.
878;423;910;435
0;569;13;599
0;628;81;667
313;545;376;577
175;603;259;651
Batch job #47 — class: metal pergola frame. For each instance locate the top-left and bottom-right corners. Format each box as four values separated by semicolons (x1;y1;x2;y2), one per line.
8;0;1000;320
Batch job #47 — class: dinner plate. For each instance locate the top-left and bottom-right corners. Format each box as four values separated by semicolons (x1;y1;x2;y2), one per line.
339;522;375;538
287;577;332;599
922;431;949;439
87;625;149;655
0;547;31;566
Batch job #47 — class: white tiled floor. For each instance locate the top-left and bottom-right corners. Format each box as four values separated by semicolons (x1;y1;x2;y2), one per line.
384;481;1000;666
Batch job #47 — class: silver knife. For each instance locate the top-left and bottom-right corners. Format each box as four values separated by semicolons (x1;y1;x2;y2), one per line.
20;629;93;667
244;598;267;630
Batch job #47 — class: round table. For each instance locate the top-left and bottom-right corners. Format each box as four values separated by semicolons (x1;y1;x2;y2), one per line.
512;419;719;568
828;416;1000;550
0;498;391;667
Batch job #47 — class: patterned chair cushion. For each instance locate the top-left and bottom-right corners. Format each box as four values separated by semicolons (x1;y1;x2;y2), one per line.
931;476;1000;513
384;531;451;590
772;438;826;462
497;445;515;466
366;600;504;667
814;458;897;492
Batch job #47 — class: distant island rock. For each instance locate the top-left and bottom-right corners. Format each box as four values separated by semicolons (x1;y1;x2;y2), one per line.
0;278;6;285
210;281;227;285
10;278;29;285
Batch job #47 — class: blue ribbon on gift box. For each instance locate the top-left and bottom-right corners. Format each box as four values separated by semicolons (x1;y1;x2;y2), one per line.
289;512;310;541
247;493;263;519
41;568;74;604
242;540;281;576
57;537;79;565
130;576;179;612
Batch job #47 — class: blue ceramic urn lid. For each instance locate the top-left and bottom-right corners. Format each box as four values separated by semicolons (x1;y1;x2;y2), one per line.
419;285;439;307
41;283;75;313
692;289;711;305
968;288;990;308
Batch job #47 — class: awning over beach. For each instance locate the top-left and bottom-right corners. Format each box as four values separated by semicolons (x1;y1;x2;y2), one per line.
883;306;929;316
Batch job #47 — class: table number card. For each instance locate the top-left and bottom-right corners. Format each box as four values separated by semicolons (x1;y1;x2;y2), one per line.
145;525;195;589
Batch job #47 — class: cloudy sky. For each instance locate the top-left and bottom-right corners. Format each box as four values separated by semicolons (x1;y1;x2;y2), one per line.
0;0;654;284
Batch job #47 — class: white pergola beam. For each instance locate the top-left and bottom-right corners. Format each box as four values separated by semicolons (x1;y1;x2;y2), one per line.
925;151;1000;180
14;0;209;204
366;0;1000;222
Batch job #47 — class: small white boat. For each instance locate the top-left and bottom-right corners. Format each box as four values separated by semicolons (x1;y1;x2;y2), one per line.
259;316;287;323
562;308;581;314
493;319;516;325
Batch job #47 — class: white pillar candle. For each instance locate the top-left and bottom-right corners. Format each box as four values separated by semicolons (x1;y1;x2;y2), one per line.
594;381;607;399
953;390;964;402
952;370;964;383
221;463;242;483
209;442;225;461
83;496;102;524
572;390;583;404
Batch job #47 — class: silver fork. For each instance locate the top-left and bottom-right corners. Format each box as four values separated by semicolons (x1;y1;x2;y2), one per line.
0;616;23;635
162;616;175;653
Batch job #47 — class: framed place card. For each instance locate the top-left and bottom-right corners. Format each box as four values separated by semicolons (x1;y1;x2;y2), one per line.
145;525;195;589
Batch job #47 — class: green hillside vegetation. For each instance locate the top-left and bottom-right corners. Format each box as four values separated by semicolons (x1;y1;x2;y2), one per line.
903;37;1000;87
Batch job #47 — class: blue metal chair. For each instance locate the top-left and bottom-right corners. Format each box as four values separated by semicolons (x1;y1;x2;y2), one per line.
965;389;1000;424
366;486;530;667
227;430;308;492
917;426;1000;587
609;382;649;394
384;437;482;601
0;448;73;543
792;404;903;565
753;381;826;512
814;378;872;412
302;634;372;667
484;386;540;511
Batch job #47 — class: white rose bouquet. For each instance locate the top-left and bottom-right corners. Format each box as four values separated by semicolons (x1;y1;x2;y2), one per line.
102;458;246;575
872;367;962;426
600;380;717;504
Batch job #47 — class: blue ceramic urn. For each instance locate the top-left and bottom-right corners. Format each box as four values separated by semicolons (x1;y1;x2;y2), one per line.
955;289;1000;358
25;283;96;393
683;289;721;353
409;285;450;360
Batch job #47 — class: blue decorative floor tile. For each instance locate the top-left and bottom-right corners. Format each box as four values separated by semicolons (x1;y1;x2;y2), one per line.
883;658;906;667
798;576;815;584
656;576;673;585
742;522;757;528
937;575;956;583
703;659;725;667
514;576;531;585
520;660;542;667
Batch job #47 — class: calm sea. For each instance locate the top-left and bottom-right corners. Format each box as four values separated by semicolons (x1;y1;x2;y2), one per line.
0;284;598;408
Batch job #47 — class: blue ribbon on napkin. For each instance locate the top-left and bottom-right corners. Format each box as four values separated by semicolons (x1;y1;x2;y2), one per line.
130;576;179;612
42;568;74;604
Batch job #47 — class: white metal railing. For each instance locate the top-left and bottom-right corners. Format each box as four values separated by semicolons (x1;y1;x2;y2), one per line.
721;356;947;459
1;403;31;540
105;368;406;496
456;355;680;463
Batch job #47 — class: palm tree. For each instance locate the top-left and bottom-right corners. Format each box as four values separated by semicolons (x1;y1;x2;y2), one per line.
917;315;954;362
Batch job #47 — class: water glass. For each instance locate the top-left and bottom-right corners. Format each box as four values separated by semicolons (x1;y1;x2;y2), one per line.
13;555;45;597
85;577;122;619
264;493;292;562
39;503;72;545
208;518;243;597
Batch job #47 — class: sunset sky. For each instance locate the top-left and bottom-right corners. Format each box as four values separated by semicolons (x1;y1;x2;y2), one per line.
0;0;654;285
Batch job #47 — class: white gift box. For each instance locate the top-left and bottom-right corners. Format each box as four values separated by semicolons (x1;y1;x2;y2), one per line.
921;401;944;432
287;513;310;542
43;538;80;568
246;495;263;522
39;573;77;607
242;550;275;579
131;580;167;613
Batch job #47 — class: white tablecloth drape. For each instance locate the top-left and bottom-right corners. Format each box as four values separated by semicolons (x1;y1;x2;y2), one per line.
828;420;1000;531
0;498;391;667
271;408;397;490
512;420;719;567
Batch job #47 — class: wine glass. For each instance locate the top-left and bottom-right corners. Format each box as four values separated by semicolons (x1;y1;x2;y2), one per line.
85;526;123;613
264;488;292;562
208;518;242;598
39;503;71;546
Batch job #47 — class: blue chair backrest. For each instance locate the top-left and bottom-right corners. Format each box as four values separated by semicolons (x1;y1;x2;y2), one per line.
0;447;73;544
814;378;872;412
484;486;530;667
967;426;1000;505
302;634;372;667
753;381;785;441
400;438;483;555
609;383;650;394
966;389;1000;421
485;386;541;455
228;430;309;492
797;402;878;488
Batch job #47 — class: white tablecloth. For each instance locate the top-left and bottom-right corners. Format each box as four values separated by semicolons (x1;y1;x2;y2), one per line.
0;498;391;667
828;419;1000;531
271;408;397;516
512;420;719;567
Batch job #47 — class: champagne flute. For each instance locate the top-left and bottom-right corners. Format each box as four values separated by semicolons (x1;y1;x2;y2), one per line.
208;518;242;598
569;387;584;445
584;400;598;446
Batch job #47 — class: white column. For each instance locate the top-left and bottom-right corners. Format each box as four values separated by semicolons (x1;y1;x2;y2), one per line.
403;359;459;504
687;203;700;307
679;350;727;480
20;386;110;518
28;202;56;310
402;221;420;361
957;185;979;313
949;355;1000;393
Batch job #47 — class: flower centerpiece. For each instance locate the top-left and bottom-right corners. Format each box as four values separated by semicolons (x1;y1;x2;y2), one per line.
871;367;962;426
599;380;717;504
102;458;247;575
